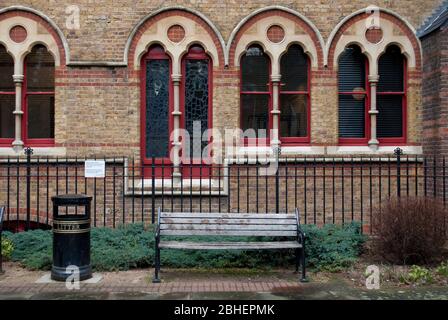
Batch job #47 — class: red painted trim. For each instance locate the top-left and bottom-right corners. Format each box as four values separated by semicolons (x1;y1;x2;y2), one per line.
338;54;370;146
239;48;272;147
279;54;311;145
377;55;407;144
140;46;173;177
22;54;56;147
0;91;15;145
180;46;213;178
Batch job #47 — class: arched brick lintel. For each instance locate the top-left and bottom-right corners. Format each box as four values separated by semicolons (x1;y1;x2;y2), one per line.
327;9;422;71
126;7;226;69
227;7;325;69
0;6;69;67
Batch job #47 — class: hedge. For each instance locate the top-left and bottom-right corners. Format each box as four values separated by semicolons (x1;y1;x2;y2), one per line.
3;222;365;272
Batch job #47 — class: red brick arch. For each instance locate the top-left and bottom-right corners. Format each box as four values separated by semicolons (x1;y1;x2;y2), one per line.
327;11;422;72
127;9;225;71
0;9;67;68
228;9;325;68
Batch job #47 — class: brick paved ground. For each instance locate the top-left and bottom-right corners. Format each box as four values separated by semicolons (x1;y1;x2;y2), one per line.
0;262;304;297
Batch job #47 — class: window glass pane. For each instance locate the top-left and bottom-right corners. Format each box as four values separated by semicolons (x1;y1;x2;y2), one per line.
185;59;209;157
377;95;403;138
27;94;54;139
146;59;169;158
241;94;269;138
378;46;404;92
0;46;14;92
26;45;55;92
338;46;366;92
0;95;15;138
280;94;307;137
241;46;269;92
280;45;308;92
338;95;366;138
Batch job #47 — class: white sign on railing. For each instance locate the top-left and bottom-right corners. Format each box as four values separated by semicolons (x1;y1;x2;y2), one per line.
84;160;105;178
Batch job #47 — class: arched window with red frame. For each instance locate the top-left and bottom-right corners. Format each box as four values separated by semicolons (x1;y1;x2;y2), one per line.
24;45;55;146
181;45;212;162
338;45;369;144
280;44;310;144
141;44;172;167
0;45;15;145
377;45;406;143
240;45;271;142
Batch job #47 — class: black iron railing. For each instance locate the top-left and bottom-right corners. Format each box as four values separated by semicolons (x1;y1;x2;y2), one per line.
0;206;4;273
0;148;446;233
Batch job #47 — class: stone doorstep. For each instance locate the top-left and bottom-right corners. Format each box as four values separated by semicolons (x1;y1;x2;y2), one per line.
35;273;103;284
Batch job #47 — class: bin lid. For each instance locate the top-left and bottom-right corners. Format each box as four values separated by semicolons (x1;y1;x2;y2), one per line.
51;194;92;206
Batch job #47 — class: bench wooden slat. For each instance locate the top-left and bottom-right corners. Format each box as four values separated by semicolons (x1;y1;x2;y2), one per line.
160;230;297;237
160;224;297;231
160;218;297;225
160;212;296;220
159;241;302;250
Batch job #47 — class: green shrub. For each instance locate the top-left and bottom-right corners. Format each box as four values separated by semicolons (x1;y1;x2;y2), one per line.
436;262;448;277
302;222;366;272
4;222;365;272
400;265;434;285
1;236;14;260
3;229;52;270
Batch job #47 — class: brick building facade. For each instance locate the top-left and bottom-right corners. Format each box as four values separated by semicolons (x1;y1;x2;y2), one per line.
419;1;448;156
0;1;446;230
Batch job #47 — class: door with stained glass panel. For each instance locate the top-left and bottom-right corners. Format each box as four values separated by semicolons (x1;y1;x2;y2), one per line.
142;46;173;177
181;45;212;178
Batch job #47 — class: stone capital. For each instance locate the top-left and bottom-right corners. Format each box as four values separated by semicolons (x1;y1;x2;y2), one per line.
13;74;24;83
171;74;182;83
368;75;380;83
270;74;281;83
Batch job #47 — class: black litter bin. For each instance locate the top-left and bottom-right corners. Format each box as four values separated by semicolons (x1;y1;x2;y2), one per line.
51;194;92;281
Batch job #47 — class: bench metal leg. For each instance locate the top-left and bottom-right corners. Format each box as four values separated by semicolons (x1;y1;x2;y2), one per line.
153;243;161;283
295;248;300;272
300;246;308;283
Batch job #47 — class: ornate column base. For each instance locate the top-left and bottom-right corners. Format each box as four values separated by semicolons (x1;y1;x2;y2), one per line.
368;139;379;152
12;140;24;153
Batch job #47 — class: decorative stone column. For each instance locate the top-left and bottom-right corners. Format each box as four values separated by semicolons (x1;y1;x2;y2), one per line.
12;74;24;152
171;74;182;182
270;74;281;149
368;75;380;151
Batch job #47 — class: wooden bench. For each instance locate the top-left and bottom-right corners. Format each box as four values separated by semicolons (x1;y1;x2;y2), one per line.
152;208;307;283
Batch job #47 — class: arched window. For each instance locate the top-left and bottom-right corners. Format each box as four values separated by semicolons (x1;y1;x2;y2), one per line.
142;45;171;161
182;45;211;160
25;45;55;144
240;45;270;140
141;44;212;176
0;45;15;143
280;44;310;143
377;45;406;142
338;45;369;144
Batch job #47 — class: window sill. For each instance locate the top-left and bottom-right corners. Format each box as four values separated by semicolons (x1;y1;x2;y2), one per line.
232;146;325;157
326;146;423;155
124;178;228;196
0;147;67;157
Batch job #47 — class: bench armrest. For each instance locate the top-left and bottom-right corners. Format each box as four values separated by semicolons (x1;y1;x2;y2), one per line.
297;225;306;244
295;207;306;244
155;207;161;240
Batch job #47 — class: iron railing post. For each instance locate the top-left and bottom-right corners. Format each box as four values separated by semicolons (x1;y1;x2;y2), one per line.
394;147;403;198
151;159;155;224
0;206;4;274
24;147;33;231
273;146;281;214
